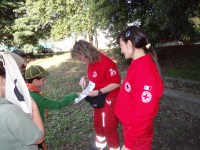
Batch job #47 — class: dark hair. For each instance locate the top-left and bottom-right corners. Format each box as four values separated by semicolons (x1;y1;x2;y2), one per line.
0;61;5;78
117;26;162;78
71;40;100;64
117;26;148;49
26;77;42;83
12;50;27;58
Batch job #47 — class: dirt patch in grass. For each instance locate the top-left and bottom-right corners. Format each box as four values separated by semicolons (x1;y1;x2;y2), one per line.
28;48;200;150
153;104;200;150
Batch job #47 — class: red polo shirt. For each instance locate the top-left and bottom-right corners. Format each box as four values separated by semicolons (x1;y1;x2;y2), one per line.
114;54;164;148
88;52;121;98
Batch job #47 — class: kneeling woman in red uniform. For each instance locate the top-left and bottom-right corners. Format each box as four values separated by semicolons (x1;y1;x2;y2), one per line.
71;40;121;150
115;26;164;150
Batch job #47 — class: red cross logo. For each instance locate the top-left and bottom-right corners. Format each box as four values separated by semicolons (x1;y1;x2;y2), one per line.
125;82;131;92
93;71;97;78
141;91;152;103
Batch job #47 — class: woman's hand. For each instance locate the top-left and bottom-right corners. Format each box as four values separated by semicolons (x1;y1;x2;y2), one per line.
79;76;87;90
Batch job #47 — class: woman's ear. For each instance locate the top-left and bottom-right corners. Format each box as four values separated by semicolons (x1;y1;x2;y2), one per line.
127;40;134;51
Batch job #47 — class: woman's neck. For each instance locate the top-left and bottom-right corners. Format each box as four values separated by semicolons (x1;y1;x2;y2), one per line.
132;48;146;60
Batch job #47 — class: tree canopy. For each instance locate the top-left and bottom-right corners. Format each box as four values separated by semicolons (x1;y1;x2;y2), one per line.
0;0;199;47
0;0;24;47
95;0;200;44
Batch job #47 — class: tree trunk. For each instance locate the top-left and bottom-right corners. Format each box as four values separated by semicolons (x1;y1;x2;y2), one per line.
89;30;94;46
95;33;98;49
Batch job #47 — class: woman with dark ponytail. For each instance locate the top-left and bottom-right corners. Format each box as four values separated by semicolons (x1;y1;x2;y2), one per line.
114;26;164;150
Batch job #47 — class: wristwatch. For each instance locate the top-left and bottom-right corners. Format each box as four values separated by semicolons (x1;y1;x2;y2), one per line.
98;90;103;95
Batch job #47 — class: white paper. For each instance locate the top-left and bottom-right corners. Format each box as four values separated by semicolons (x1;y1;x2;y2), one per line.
75;81;95;104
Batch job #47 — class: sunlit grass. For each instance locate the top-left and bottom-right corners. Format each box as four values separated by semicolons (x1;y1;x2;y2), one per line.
28;50;200;149
29;52;93;149
164;59;200;81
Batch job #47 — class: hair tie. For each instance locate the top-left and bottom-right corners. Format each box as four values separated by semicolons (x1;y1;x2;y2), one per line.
125;30;130;37
145;43;151;49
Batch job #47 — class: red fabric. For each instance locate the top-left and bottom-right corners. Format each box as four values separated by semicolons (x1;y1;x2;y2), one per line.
26;83;42;93
123;125;153;150
87;52;121;99
115;54;164;149
94;97;120;149
45;109;49;118
87;52;121;148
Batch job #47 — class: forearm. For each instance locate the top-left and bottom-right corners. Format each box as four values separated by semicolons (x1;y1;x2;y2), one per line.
31;99;44;144
99;83;120;94
62;93;78;105
88;83;120;97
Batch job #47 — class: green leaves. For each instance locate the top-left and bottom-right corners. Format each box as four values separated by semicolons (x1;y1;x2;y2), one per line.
1;0;199;48
0;0;24;46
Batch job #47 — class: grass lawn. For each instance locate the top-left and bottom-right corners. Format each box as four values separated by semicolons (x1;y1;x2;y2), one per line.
28;48;200;150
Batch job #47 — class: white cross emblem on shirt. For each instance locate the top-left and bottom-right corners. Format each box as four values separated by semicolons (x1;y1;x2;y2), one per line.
141;91;152;103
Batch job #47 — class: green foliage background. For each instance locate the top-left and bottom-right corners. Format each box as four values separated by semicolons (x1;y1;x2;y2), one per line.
0;0;199;49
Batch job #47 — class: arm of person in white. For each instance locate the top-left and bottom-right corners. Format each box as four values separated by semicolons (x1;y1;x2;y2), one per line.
74;81;95;104
31;99;45;144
